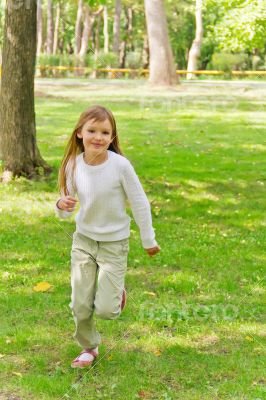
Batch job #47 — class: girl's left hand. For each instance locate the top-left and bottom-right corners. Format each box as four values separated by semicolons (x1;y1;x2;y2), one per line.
145;246;161;257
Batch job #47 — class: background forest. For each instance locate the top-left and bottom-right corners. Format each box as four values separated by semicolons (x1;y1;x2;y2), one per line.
0;0;265;75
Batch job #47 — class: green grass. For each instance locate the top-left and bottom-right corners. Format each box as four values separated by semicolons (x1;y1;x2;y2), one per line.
0;79;265;400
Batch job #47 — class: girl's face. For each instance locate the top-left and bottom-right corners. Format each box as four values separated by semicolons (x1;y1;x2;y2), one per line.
77;118;113;154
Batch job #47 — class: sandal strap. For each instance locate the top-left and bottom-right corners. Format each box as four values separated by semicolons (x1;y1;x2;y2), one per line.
86;349;98;358
74;349;98;362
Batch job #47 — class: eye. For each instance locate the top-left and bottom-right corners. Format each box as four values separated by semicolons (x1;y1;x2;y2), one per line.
88;129;95;133
103;131;110;135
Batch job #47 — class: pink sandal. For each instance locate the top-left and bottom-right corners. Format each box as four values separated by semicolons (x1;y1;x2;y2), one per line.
71;348;98;369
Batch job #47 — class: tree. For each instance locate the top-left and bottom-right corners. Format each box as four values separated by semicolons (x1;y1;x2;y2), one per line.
144;0;178;85
46;0;54;55
103;5;109;53
207;0;266;53
113;0;121;54
79;3;93;57
119;5;133;68
37;0;43;55
0;0;51;180
74;0;83;55
187;0;203;79
53;0;61;54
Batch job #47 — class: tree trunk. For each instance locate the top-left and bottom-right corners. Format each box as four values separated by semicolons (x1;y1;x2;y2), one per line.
79;4;94;57
0;0;51;180
95;14;100;58
142;34;149;69
37;0;43;56
103;5;109;54
119;6;133;68
113;0;121;54
119;41;126;69
58;6;65;54
187;0;203;79
53;1;61;54
127;6;133;52
144;0;178;86
46;0;54;55
74;0;83;55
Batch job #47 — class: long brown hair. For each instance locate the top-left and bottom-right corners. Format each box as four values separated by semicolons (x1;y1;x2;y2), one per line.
58;105;123;196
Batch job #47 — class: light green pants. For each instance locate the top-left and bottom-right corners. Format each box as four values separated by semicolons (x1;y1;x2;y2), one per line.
70;231;129;349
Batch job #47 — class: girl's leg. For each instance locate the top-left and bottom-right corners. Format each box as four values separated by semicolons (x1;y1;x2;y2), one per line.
70;232;101;349
94;238;129;320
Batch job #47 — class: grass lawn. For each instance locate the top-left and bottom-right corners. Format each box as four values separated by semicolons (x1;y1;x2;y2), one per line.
0;79;265;400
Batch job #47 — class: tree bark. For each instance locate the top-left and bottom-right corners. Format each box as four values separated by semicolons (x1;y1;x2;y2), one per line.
113;0;121;54
46;0;54;55
119;6;134;68
119;41;126;69
58;5;65;54
74;0;83;55
127;6;133;52
37;0;42;56
79;4;94;57
53;1;61;54
103;5;109;54
0;0;51;180
144;0;178;86
142;34;149;69
95;14;100;58
187;0;203;79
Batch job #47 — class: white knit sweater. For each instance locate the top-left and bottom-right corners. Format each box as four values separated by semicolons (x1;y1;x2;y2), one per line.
55;150;157;249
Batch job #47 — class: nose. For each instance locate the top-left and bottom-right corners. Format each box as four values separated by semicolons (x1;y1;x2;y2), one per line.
95;131;102;141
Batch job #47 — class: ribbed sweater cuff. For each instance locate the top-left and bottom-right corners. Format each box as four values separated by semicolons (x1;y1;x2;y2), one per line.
142;238;158;249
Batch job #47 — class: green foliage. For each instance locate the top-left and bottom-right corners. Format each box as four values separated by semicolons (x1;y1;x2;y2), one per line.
125;51;142;69
38;54;61;67
205;0;266;53
210;52;249;76
93;51;119;69
166;0;195;69
0;0;266;75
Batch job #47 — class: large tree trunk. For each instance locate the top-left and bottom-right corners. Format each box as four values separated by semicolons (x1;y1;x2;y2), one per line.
0;0;51;181
103;5;109;54
37;0;43;56
144;0;178;86
113;0;121;54
53;1;61;54
187;0;203;79
74;0;83;55
46;0;54;55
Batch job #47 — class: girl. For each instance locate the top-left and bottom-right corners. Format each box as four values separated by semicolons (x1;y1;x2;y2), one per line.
55;105;160;368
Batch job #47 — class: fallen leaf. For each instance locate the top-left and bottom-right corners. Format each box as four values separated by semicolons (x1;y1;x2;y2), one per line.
0;354;5;358
144;291;156;297
152;349;162;357
245;336;254;342
33;282;53;292
12;372;22;377
138;390;148;398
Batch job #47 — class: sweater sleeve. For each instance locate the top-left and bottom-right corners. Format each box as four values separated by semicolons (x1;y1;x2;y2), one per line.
55;163;76;219
121;160;158;249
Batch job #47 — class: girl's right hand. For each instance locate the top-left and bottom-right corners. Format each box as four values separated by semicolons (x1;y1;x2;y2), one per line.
57;196;78;212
